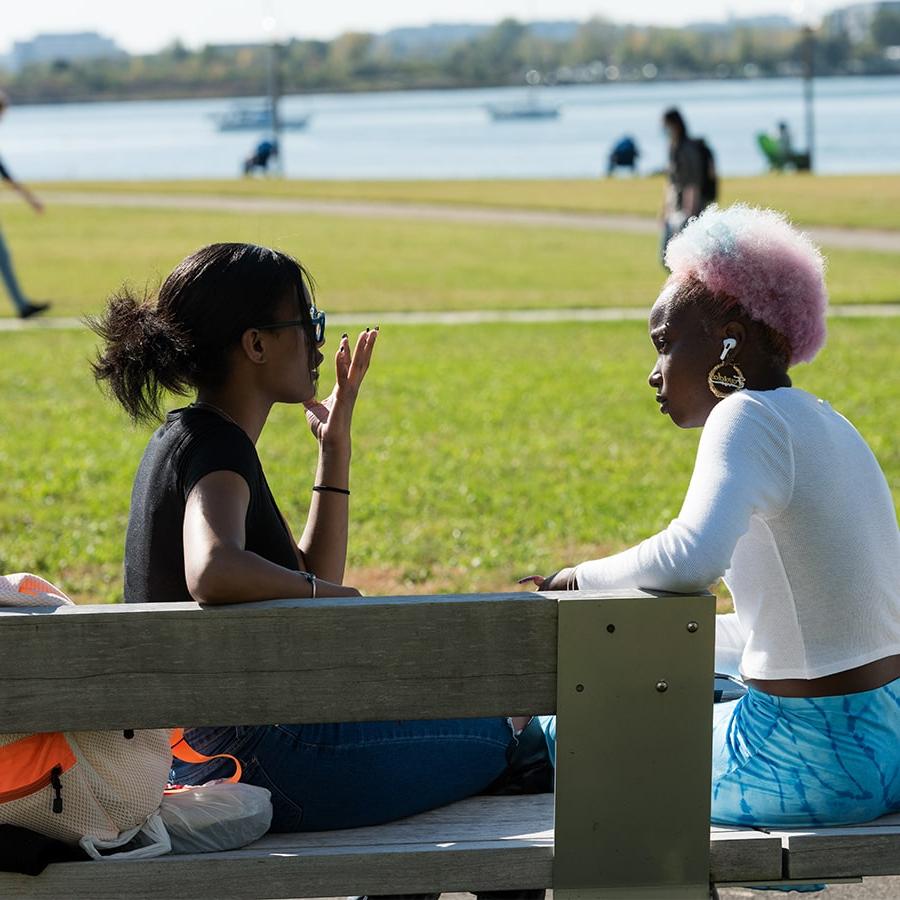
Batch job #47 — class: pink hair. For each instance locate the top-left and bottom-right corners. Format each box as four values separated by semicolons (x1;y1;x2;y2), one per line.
664;204;828;365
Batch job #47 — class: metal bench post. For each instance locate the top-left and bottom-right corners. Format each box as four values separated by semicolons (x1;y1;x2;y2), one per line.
552;590;715;899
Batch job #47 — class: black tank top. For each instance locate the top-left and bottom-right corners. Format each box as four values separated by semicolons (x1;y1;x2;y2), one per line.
124;406;298;604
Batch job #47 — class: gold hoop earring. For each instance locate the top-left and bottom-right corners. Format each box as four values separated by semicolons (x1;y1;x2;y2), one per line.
708;362;746;398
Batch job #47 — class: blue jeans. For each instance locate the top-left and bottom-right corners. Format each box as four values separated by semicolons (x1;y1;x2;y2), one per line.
172;717;517;832
0;226;29;313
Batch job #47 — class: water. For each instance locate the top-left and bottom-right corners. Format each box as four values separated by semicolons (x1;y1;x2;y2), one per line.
2;76;899;181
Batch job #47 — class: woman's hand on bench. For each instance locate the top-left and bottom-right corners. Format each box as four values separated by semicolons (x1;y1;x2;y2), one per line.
315;580;362;599
518;568;578;591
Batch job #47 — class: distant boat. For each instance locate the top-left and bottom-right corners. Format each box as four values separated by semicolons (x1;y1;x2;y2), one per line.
486;80;560;121
212;103;311;132
486;101;560;121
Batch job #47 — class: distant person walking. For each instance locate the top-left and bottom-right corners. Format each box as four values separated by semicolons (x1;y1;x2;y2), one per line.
659;107;717;266
0;91;50;319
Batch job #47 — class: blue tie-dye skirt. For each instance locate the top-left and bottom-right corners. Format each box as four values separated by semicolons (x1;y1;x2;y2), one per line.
711;677;900;827
537;676;900;828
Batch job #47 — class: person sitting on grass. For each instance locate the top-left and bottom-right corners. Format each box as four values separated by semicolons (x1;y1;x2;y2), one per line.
243;138;278;176
606;135;639;176
526;204;900;828
88;243;538;842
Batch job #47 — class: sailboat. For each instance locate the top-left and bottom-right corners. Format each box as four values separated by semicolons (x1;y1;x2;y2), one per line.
486;69;560;122
212;101;310;132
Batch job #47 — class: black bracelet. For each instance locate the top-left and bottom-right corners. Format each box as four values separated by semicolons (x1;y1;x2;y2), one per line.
313;484;351;496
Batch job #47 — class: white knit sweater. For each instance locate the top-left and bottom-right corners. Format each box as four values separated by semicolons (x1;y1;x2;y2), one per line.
575;388;900;680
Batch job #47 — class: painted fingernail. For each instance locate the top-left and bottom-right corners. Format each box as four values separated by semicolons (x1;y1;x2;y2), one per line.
374;325;380;331
365;327;370;333
342;332;348;339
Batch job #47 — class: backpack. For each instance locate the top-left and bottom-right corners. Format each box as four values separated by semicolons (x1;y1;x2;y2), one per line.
0;574;241;858
692;137;718;207
0;729;174;853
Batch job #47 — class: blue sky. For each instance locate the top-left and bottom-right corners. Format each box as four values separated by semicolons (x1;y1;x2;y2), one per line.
5;1;842;54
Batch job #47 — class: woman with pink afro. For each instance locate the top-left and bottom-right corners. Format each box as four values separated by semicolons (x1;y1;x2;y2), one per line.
527;205;900;828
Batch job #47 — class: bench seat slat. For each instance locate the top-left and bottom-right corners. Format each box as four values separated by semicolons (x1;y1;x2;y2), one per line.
766;813;900;879
254;795;555;849
0;844;555;900
710;826;784;883
0;796;785;898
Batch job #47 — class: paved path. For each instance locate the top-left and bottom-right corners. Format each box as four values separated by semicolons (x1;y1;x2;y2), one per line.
717;877;900;898
1;304;898;332
16;190;900;253
302;880;900;900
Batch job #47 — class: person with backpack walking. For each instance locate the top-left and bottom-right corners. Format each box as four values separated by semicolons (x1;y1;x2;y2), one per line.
659;107;717;267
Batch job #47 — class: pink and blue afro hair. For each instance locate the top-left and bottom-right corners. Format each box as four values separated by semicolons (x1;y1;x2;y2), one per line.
664;204;828;365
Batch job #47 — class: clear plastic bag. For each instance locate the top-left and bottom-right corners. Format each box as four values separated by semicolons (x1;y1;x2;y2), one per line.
80;811;171;860
160;782;273;854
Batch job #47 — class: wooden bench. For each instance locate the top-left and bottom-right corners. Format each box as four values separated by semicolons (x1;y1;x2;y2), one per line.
1;590;898;899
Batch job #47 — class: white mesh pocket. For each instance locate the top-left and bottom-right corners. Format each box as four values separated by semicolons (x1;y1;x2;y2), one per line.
70;730;172;833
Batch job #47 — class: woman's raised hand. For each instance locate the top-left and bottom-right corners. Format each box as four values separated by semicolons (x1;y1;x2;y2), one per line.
304;328;378;449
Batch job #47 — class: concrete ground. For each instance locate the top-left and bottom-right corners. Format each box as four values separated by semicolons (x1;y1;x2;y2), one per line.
718;878;900;898
308;883;900;899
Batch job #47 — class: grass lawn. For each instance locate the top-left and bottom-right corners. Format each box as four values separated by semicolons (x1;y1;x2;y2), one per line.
1;318;896;607
0;202;897;320
36;173;900;231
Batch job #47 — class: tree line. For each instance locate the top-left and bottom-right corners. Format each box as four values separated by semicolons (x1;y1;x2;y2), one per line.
2;15;899;105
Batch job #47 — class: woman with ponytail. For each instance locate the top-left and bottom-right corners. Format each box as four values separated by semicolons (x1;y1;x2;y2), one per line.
92;242;367;606
91;243;531;836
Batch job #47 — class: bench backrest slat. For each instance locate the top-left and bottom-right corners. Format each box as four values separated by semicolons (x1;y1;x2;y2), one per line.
0;592;564;732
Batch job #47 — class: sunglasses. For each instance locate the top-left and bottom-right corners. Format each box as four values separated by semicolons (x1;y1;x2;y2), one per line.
256;306;326;344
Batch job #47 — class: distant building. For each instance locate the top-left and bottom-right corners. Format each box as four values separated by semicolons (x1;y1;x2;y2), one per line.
10;32;126;71
373;21;580;59
204;42;266;53
688;14;797;33
823;2;900;43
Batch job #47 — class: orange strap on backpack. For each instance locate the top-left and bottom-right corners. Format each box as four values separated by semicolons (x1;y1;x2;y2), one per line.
169;728;242;783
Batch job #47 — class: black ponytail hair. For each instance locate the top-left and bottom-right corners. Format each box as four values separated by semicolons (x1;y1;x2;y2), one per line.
662;107;688;140
89;243;317;423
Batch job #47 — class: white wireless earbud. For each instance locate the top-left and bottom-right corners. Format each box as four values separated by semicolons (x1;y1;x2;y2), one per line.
720;338;737;361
